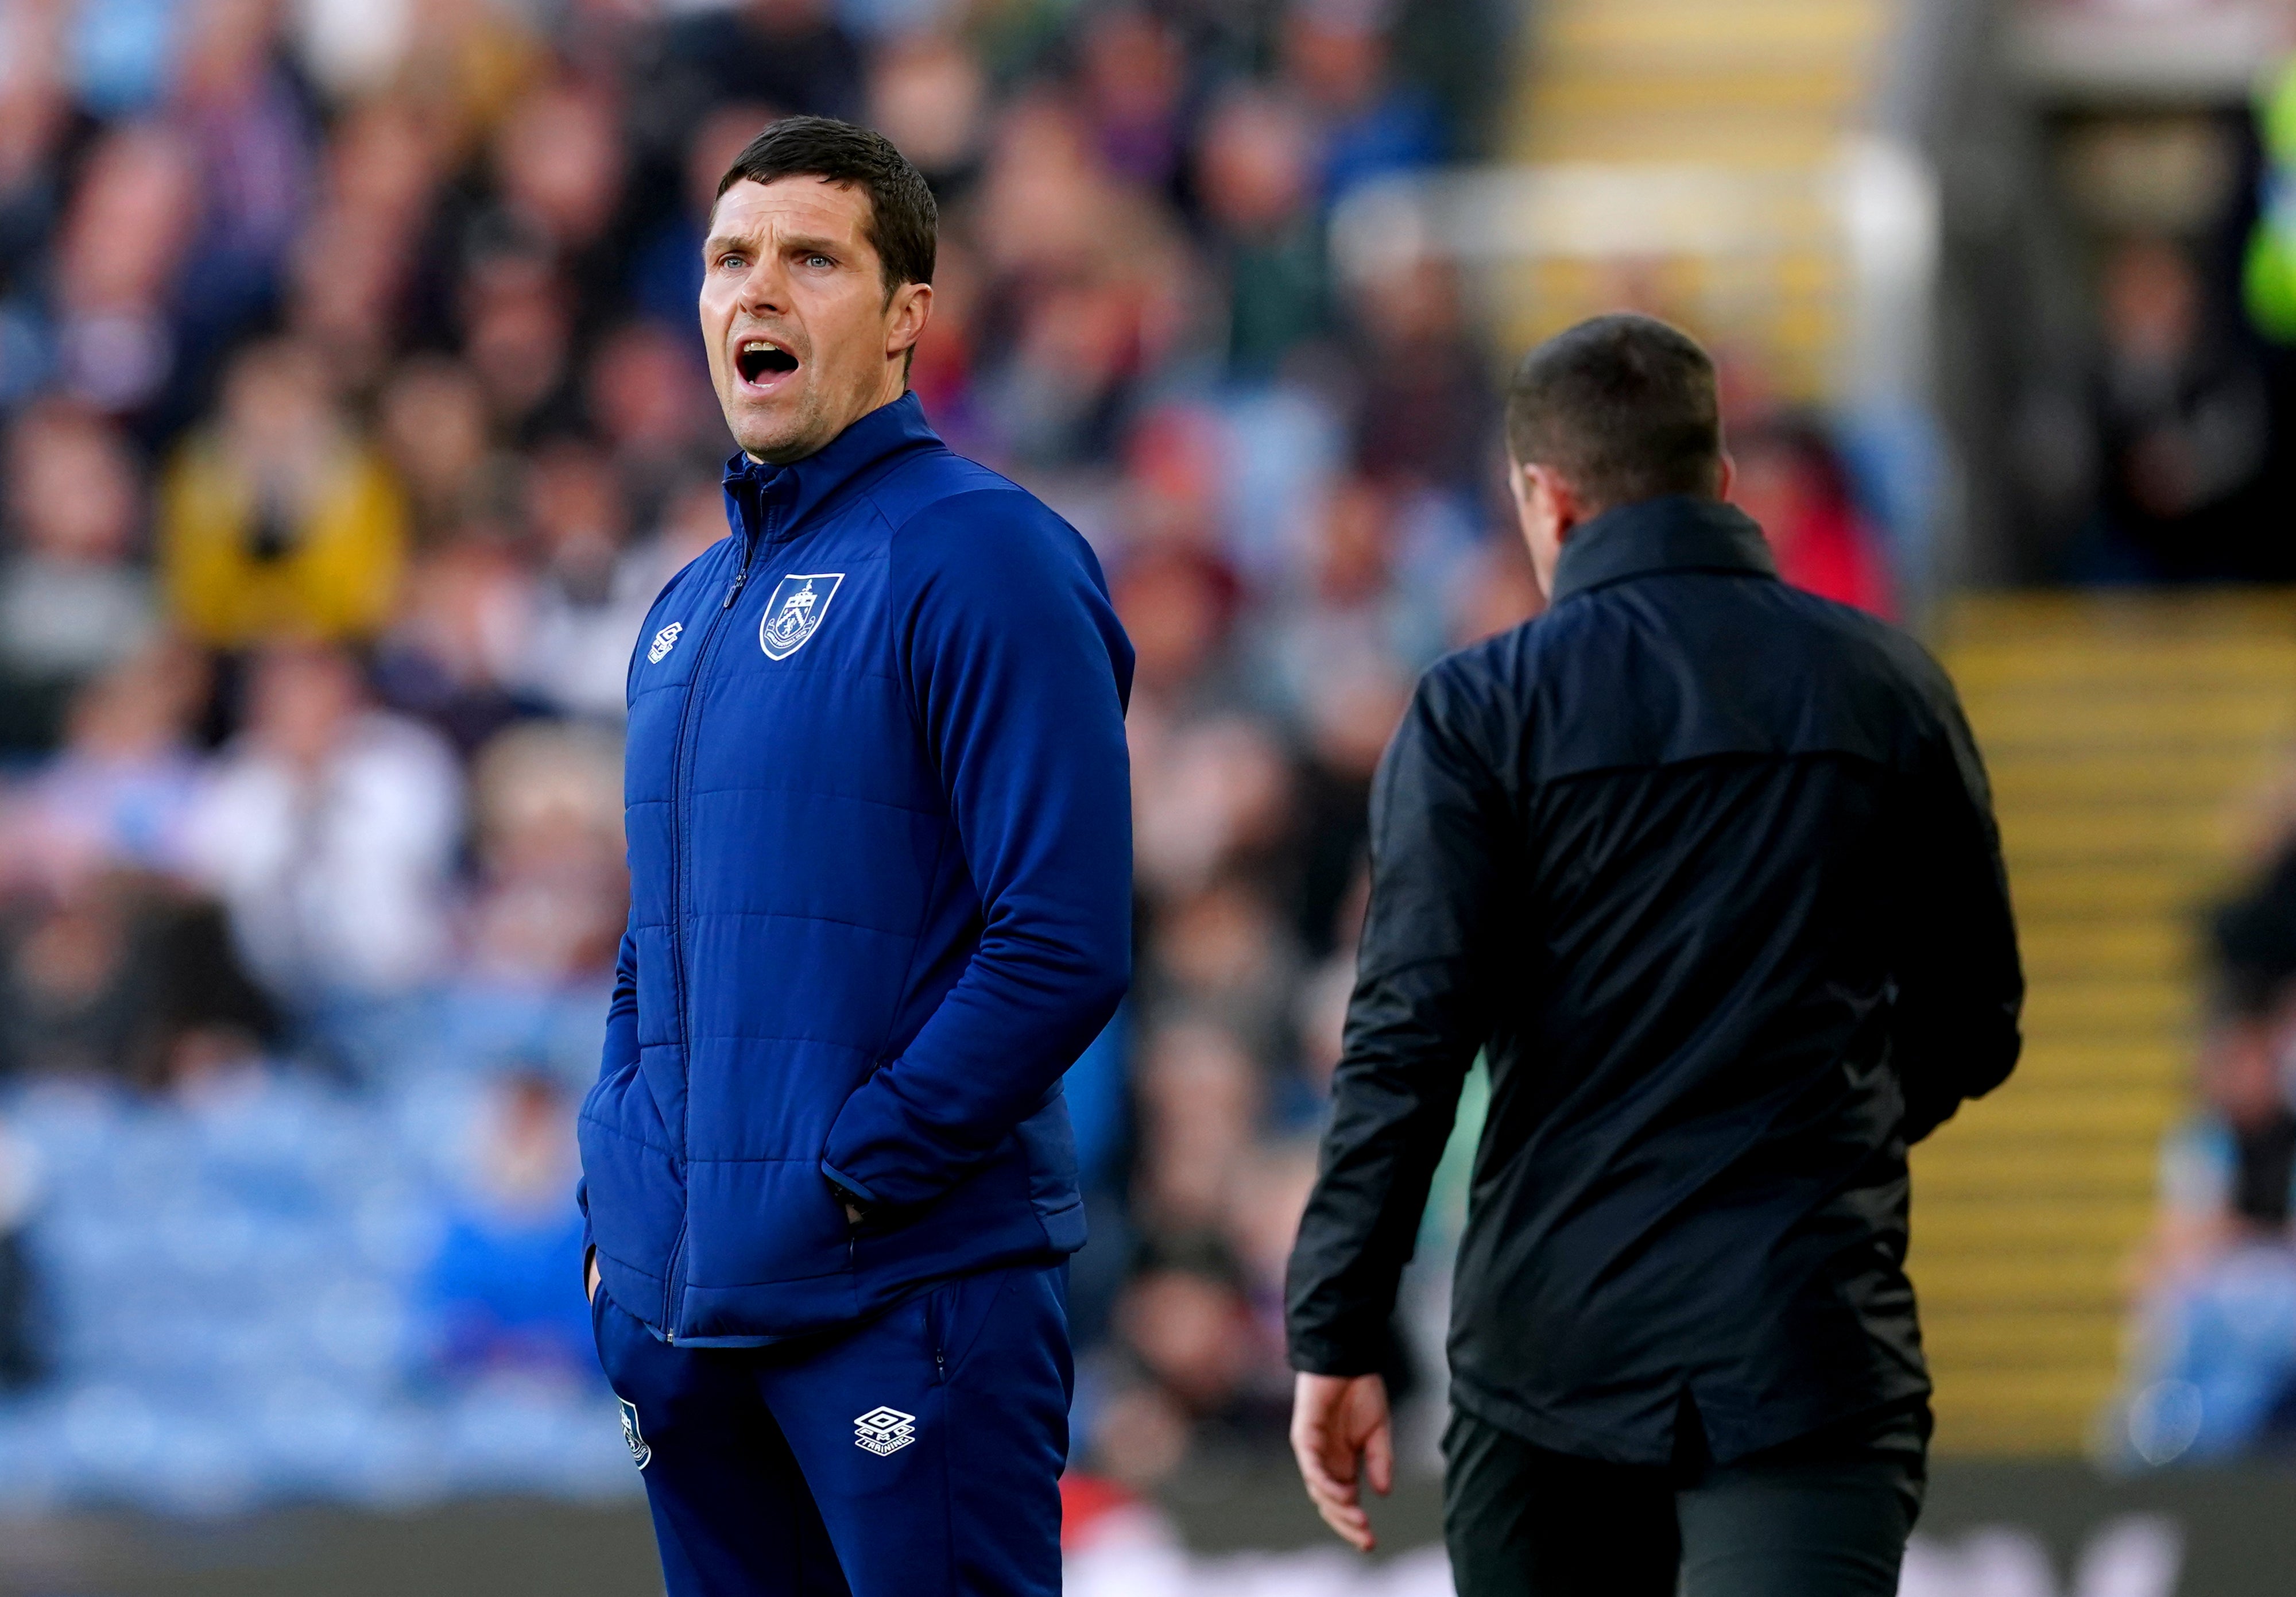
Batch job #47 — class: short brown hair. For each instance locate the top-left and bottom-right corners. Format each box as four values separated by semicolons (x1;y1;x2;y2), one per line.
716;116;936;301
1504;314;1724;511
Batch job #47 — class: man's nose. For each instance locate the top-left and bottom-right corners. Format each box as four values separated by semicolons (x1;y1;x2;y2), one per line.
736;253;789;317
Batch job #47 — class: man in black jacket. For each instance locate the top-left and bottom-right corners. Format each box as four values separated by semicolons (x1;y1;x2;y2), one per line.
1284;314;2022;1596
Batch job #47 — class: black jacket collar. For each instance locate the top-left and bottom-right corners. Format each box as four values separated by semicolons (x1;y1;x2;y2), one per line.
722;391;940;540
1546;494;1776;608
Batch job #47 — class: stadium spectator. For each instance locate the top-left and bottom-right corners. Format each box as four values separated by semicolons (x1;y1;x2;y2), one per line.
158;339;408;648
511;436;646;721
2117;854;2296;1462
1257;470;1447;717
1728;417;1899;619
0;46;72;328
44;120;204;424
2090;235;2273;580
1105;1236;1292;1480
1133;1017;1266;1238
0;641;206;899
1225;1138;1322;1342
1290;659;1410;954
1341;254;1494;499
971;92;1195;467
868;30;990;194
0;872;148;1082
648;0;865;134
2122;980;2296;1461
182;641;462;1003
1283;0;1446;204
284;100;444;398
581;319;721;521
479;77;630;331
0;1114;35;1390
380;0;544;161
167;0;318;384
370;511;539;756
459;721;625;987
423;1068;593;1383
2154;994;2296;1270
0;403;157;753
375;355;517;548
1076;6;1191;194
458;247;586;443
1130;714;1293;903
1196;84;1329;377
0;867;274;1089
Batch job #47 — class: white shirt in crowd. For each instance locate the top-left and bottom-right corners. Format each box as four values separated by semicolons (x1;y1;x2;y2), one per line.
182;710;464;999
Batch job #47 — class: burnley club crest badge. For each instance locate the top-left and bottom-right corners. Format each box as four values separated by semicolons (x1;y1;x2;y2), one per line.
759;573;845;660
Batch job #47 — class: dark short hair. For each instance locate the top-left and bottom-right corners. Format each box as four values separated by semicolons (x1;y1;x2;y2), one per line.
715;116;936;301
1504;314;1724;511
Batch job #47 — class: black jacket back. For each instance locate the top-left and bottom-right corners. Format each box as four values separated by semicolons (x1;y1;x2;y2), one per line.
1284;495;2023;1465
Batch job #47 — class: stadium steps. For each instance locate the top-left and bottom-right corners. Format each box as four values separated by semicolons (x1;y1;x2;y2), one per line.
1493;0;1894;401
1516;0;1884;163
1908;592;2296;1455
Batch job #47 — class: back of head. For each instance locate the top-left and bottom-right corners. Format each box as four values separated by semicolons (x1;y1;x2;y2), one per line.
1505;314;1723;513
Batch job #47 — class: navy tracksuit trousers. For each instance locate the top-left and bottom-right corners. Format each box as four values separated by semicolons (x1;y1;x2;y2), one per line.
593;1262;1072;1596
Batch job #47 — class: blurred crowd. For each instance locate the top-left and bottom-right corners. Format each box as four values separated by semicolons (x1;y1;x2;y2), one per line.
0;0;1516;1507
2030;229;2287;583
0;0;1917;1513
2014;91;2296;583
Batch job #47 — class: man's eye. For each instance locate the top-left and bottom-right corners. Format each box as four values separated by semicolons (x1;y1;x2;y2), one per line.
718;254;746;270
806;254;834;269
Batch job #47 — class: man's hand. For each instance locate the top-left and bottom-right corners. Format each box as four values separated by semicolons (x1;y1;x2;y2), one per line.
827;1178;868;1228
1290;1371;1393;1553
586;1250;601;1304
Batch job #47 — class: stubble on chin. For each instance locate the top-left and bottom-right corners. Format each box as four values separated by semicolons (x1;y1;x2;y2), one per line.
727;393;819;465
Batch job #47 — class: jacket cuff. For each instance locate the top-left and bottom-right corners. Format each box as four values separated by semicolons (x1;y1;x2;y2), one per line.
575;1178;596;1297
819;1161;879;1208
1287;1328;1389;1379
821;1072;950;1209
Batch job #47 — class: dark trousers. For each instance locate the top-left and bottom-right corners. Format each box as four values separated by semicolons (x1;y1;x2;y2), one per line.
1443;1403;1926;1597
592;1261;1072;1597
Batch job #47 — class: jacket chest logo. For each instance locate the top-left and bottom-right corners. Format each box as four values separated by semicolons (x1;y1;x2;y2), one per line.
759;573;845;660
647;621;683;663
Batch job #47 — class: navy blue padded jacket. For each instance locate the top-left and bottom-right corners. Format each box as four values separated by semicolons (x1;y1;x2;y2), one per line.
577;393;1134;1347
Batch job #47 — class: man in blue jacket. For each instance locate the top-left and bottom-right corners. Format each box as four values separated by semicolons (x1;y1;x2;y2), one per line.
577;117;1134;1596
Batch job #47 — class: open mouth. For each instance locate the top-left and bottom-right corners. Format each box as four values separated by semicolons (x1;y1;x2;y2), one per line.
735;338;799;386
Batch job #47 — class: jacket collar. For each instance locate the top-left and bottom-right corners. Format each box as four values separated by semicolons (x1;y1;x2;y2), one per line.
721;390;940;540
1546;494;1777;608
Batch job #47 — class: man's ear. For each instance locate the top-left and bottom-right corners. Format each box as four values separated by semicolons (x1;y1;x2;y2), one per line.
1532;464;1587;541
1715;452;1736;501
887;281;933;361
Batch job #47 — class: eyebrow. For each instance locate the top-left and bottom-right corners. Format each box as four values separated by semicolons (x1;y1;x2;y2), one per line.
700;232;850;261
780;234;847;258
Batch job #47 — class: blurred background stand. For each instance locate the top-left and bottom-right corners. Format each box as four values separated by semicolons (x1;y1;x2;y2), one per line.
7;0;2296;1588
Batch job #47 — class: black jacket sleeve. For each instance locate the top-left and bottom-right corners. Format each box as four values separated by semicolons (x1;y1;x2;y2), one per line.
1892;684;2024;1143
1286;663;1507;1376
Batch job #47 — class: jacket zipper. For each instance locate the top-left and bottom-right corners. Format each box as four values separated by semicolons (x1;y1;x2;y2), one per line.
660;484;771;1339
928;1289;946;1383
